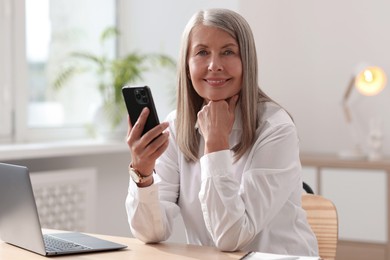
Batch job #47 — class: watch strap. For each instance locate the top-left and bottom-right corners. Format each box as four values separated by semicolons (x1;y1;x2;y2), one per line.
128;164;154;184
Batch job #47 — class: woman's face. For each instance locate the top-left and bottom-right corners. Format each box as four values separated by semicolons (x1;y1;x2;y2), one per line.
187;25;243;102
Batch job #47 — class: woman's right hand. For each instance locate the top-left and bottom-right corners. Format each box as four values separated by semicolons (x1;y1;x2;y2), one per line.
126;107;170;182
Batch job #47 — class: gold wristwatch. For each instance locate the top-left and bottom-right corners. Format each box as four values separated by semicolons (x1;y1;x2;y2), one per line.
128;165;153;184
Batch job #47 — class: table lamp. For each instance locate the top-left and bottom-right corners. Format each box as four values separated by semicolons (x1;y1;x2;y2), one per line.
340;64;387;159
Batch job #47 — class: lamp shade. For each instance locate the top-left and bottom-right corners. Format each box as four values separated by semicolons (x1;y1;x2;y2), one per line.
340;64;387;160
355;66;387;96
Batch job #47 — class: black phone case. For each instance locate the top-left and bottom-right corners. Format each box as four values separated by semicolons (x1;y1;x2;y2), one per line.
122;86;160;136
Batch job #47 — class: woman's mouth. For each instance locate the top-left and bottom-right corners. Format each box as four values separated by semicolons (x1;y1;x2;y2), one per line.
205;78;229;87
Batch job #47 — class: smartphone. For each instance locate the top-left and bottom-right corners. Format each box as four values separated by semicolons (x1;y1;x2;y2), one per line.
122;85;160;136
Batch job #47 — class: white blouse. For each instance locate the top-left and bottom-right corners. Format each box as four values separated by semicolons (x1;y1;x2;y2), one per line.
125;101;319;256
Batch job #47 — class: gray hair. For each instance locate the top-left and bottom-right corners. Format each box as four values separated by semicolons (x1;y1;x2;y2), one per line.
176;8;273;162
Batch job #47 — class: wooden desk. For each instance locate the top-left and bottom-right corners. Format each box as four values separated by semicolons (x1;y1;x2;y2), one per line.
300;153;390;260
0;231;244;259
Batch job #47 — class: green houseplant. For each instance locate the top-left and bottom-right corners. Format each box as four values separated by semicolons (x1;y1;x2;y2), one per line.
53;27;175;138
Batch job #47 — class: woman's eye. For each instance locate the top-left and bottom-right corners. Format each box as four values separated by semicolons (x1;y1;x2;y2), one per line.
196;50;208;56
223;50;234;55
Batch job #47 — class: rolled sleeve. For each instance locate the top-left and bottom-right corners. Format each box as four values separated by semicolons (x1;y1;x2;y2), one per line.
200;150;233;181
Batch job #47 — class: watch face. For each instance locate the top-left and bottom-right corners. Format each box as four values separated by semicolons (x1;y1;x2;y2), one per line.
129;168;141;183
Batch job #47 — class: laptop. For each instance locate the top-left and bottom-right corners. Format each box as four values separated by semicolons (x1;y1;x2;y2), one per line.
0;162;127;256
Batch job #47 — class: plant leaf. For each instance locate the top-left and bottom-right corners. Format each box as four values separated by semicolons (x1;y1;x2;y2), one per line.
71;52;106;68
52;66;80;90
100;26;119;43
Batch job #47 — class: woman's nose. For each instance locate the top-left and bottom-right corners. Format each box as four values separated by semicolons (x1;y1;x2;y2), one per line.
208;55;223;71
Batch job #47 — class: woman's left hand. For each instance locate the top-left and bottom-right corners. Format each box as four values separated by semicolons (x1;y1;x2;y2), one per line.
197;95;238;154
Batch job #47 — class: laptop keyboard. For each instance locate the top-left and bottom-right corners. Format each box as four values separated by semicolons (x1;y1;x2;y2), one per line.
44;235;91;252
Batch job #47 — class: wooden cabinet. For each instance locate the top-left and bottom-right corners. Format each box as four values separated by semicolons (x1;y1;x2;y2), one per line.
300;154;390;260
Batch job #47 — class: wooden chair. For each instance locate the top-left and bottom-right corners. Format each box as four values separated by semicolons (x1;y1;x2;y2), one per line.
302;194;338;260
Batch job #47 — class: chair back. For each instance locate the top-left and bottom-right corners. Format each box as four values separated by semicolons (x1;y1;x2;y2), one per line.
302;194;338;260
303;181;314;194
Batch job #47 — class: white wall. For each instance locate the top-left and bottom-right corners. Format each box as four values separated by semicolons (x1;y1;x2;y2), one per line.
119;0;390;157
241;0;390;156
